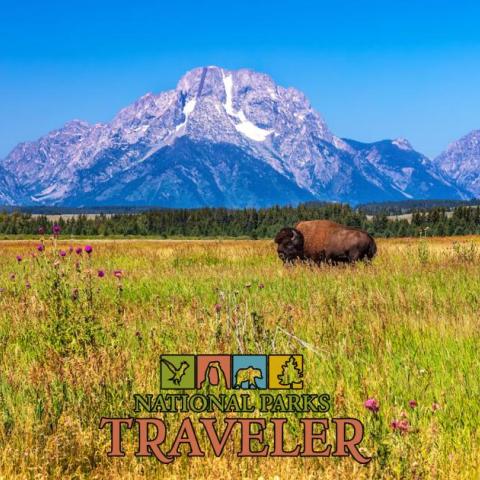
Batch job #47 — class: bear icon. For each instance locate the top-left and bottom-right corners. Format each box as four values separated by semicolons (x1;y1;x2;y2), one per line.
234;366;263;389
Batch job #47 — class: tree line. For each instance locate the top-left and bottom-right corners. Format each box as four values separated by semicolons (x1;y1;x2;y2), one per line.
357;199;480;215
1;204;480;238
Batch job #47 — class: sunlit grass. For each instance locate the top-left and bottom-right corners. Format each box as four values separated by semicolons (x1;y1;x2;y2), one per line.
0;236;479;478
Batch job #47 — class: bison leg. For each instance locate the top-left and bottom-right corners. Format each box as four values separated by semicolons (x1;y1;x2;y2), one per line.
347;248;363;262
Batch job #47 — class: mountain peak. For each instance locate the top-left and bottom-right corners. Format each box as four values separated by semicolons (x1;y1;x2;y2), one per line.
64;119;90;127
392;137;413;151
448;129;480;150
435;129;480;197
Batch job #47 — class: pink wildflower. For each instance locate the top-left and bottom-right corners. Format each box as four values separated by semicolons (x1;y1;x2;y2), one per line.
364;398;380;413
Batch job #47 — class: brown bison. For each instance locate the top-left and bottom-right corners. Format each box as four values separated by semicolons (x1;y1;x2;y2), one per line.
274;220;377;265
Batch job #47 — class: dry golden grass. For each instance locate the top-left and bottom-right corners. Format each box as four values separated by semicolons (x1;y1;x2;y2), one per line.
0;236;479;479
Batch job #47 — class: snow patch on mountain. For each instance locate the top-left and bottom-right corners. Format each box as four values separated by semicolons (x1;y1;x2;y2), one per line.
222;72;273;142
233;112;274;142
392;138;413;151
175;98;197;133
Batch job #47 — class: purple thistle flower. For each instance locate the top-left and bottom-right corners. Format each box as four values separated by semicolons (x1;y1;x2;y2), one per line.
214;303;222;313
113;270;123;279
38;226;45;235
16;255;22;262
69;246;74;253
364;398;380;413
98;270;105;278
59;250;67;257
391;419;410;434
75;247;82;255
84;245;93;254
409;400;418;409
37;244;45;252
52;224;61;236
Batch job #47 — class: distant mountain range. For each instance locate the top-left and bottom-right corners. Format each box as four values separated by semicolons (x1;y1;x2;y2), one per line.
0;66;478;207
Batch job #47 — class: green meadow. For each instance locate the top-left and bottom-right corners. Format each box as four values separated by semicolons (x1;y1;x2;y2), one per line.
0;236;479;479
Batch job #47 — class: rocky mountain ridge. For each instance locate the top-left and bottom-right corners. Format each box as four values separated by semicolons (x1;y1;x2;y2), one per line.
0;66;474;207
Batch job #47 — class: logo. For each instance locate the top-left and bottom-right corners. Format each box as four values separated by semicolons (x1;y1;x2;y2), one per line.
196;355;231;389
232;355;267;389
100;352;371;465
160;355;195;389
269;354;304;389
159;354;303;390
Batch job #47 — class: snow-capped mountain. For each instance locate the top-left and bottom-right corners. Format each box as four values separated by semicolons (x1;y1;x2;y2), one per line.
434;130;480;198
0;66;471;207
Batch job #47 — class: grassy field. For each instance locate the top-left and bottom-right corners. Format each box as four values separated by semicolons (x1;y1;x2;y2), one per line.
0;236;479;479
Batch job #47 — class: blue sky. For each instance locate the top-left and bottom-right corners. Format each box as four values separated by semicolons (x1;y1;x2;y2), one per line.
1;0;479;158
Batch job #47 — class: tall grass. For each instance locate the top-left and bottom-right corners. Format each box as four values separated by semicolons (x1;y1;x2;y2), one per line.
0;235;479;478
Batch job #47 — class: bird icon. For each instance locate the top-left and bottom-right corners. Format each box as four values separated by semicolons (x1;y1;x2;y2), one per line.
161;358;190;385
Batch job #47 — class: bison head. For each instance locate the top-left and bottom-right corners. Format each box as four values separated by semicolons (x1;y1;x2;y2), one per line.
274;227;305;263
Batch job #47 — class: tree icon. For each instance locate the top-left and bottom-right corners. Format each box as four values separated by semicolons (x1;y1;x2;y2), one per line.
277;355;303;388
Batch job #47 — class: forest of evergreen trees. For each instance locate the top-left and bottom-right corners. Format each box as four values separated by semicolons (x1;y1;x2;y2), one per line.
1;203;480;238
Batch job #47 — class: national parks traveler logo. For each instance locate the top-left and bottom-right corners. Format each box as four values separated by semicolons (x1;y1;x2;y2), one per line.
101;353;371;465
160;354;303;389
